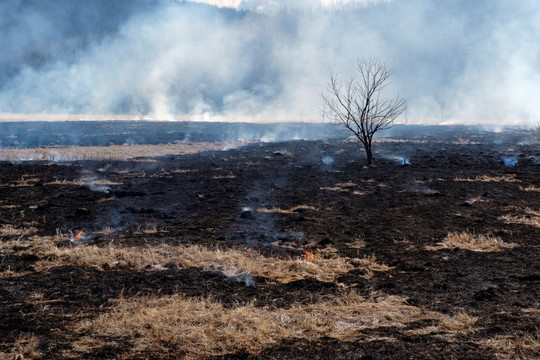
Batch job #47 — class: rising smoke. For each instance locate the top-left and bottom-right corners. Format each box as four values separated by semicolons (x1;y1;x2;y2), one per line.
0;0;539;125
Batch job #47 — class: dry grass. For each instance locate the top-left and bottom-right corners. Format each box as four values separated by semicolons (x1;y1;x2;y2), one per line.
320;185;365;195
348;255;394;279
520;185;540;193
3;233;530;359
257;205;318;214
426;232;517;252
9;177;41;187
72;291;478;359
335;181;357;188
31;240;354;283
0;225;36;237
320;186;349;192
346;238;366;249
500;208;540;228
480;329;540;360
0;334;42;360
132;224;160;235
454;174;520;183
212;173;237;179
0;142;242;162
319;181;366;194
43;178;121;187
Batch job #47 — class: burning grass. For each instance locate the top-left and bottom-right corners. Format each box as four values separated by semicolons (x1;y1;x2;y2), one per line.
71;291;479;359
426;232;517;252
30;240;355;283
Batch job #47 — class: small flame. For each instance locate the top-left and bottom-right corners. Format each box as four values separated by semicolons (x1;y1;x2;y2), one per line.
75;231;86;239
245;248;259;257
300;246;315;261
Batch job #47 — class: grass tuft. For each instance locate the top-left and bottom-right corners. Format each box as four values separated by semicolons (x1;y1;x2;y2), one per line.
500;208;540;228
426;232;517;252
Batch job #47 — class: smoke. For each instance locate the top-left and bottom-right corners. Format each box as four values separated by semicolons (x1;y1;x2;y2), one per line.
1;0;539;125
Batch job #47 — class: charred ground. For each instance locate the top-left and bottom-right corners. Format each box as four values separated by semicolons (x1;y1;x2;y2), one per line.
0;123;538;359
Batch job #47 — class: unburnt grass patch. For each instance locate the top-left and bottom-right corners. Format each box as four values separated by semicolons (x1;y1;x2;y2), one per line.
72;291;479;359
426;232;517;252
500;208;540;228
0;141;240;162
453;174;521;183
30;240;357;284
257;205;319;214
480;329;540;360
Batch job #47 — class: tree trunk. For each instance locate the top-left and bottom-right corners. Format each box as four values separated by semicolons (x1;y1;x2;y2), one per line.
364;142;374;165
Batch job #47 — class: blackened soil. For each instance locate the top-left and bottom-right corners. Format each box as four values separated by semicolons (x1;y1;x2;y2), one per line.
0;126;539;359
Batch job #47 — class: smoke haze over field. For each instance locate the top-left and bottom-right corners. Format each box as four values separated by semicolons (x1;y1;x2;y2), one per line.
0;0;539;125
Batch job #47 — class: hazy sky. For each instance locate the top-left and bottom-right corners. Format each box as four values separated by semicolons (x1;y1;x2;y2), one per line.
0;0;538;125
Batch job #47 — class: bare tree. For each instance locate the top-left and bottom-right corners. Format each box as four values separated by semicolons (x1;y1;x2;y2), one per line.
323;58;406;165
438;98;446;124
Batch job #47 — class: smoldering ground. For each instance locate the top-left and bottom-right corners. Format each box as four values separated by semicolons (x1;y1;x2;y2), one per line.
1;0;539;125
0;126;539;359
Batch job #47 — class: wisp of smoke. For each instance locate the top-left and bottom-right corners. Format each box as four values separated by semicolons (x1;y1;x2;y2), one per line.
502;156;518;167
387;155;410;166
322;155;334;166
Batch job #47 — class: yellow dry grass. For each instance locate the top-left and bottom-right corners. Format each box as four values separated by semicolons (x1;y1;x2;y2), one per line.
257;205;318;214
31;240;354;283
0;225;36;237
335;181;357;188
212;173;237;179
426;232;517;252
8;177;41;187
0;142;238;162
0;334;42;360
480;329;540;360
132;224;160;235
500;208;540;228
320;186;349;192
6;233;537;359
72;291;478;359
453;174;520;183
520;185;540;193
43;178;121;187
320;186;365;195
348;255;395;279
346;238;366;249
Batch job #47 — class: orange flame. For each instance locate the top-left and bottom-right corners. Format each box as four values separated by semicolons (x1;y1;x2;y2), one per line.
301;250;315;261
75;231;86;239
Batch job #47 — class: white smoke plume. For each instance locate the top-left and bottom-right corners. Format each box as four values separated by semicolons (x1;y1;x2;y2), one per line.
0;0;539;125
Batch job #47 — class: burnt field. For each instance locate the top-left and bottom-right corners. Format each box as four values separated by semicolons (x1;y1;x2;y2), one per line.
0;122;539;359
